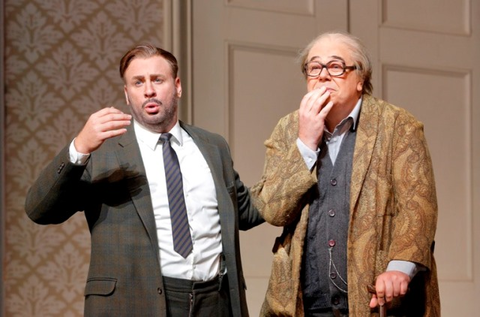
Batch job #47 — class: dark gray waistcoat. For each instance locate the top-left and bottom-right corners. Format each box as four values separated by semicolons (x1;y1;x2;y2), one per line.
302;128;356;312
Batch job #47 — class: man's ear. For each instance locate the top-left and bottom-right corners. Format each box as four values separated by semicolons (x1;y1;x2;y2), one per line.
357;81;363;92
124;86;130;105
175;77;182;97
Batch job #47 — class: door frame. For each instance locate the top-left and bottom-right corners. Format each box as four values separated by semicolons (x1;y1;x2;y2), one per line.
164;0;194;125
1;0;6;313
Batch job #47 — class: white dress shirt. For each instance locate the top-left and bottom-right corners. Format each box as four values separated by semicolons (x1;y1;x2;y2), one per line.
70;120;222;281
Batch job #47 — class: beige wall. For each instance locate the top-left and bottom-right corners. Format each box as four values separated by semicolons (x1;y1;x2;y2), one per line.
2;0;166;315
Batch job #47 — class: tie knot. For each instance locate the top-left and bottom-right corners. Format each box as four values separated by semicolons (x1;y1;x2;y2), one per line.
160;133;172;143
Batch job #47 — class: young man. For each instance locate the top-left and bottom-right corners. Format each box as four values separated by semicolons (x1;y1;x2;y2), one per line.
25;44;263;316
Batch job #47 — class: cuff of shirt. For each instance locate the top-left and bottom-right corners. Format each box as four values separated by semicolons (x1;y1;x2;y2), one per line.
387;260;425;279
296;138;319;170
69;138;90;165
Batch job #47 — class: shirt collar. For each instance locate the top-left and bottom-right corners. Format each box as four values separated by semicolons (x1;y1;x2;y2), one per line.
324;96;363;136
133;120;183;150
350;96;362;131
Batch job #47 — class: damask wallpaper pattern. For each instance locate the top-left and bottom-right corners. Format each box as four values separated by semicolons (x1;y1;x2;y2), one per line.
4;0;166;315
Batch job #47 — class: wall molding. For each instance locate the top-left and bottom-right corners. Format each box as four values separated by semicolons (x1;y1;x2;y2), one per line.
167;0;193;124
1;0;5;313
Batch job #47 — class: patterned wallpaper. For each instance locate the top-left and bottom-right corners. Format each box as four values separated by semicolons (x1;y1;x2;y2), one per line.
4;0;166;315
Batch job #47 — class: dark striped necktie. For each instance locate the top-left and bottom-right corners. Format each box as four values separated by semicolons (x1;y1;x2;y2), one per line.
160;133;193;258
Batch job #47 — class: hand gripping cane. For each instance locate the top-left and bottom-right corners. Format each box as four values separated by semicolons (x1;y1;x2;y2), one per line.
367;284;387;317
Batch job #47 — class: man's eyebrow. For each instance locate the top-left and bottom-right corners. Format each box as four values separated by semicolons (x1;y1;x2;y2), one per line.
330;55;345;62
130;74;165;80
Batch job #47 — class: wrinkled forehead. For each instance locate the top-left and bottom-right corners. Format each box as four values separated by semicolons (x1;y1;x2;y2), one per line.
307;37;353;63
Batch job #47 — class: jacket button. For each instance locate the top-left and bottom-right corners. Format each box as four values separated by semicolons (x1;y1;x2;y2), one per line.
57;162;65;174
328;209;335;217
328;239;336;247
332;296;340;305
330;178;337;186
157;287;163;294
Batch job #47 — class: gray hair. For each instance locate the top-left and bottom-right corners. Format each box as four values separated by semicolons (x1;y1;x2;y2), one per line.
298;32;373;95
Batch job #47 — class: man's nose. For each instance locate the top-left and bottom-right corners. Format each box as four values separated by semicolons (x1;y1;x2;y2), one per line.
144;82;156;97
317;66;331;79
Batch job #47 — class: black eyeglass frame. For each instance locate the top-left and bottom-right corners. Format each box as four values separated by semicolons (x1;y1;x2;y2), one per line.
303;60;357;77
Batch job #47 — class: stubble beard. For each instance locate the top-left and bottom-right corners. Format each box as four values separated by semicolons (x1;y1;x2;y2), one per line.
130;93;179;133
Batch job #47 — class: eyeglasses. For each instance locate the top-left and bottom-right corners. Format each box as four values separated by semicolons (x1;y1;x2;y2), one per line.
303;60;357;77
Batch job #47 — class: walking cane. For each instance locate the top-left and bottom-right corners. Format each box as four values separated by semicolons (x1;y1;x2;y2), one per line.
367;284;387;317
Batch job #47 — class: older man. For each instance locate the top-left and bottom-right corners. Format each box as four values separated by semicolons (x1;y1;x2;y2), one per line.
252;32;440;316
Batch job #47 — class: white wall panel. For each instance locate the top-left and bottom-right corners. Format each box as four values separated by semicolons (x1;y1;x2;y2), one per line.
228;43;303;314
227;0;314;15
227;43;305;184
384;66;473;281
383;0;470;34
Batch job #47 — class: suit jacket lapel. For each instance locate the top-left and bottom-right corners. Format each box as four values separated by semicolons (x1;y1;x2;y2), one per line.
116;127;159;258
350;95;380;210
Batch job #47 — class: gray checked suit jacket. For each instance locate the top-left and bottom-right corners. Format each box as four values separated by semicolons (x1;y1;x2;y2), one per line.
25;121;263;317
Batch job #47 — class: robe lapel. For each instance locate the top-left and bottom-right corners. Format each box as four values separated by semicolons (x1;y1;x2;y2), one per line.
350;95;381;210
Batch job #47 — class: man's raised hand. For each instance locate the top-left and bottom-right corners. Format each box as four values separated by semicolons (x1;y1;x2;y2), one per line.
74;107;132;154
